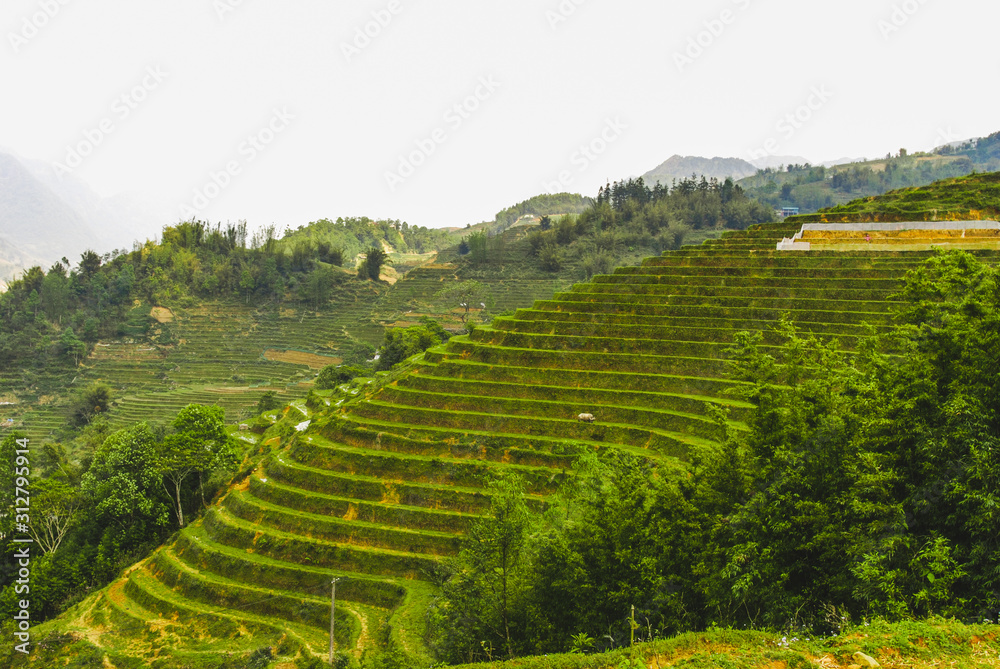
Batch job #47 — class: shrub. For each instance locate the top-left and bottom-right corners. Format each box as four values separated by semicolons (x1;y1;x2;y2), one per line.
539;244;561;272
375;319;451;371
315;364;371;389
70;383;114;427
256;391;280;414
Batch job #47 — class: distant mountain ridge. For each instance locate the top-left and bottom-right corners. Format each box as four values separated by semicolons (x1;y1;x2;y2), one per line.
642;154;759;186
0;151;172;285
0;153;96;276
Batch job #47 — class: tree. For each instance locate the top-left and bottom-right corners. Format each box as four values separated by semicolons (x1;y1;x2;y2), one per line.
538;243;561;272
429;473;534;662
375;320;451;371
80;423;170;576
70;383;113;426
239;268;255;304
58;327;86;365
434;281;492;324
360;246;390;281
161;404;236;520
40;269;69;322
300;266;337;309
257;257;283;301
466;231;490;265
78;250;102;279
315;364;369;390
256;391;280;414
27;478;81;555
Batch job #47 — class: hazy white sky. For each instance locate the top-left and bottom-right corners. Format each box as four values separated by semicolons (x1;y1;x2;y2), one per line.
3;0;998;231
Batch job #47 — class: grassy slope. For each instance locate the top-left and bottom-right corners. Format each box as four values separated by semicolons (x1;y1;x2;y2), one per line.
454;619;1000;669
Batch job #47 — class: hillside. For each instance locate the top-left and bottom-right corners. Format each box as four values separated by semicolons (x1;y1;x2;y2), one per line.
790;171;1000;223
492;192;593;232
642;154;759;187
451;620;1000;669
18;170;1000;666
739;131;1000;214
0;218;456;448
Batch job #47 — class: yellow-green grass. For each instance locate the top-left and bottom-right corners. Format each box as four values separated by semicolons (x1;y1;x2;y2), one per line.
449;619;1000;669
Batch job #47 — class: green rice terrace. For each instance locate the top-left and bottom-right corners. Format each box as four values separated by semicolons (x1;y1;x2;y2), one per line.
0;282;387;444
30;214;1000;667
0;262;572;445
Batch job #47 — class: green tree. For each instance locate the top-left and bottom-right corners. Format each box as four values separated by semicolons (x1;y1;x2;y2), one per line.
257;257;283;300
315;364;370;390
70;383;113;426
434;281;492;323
239;268;255;304
27;478;81;555
40;268;69;322
375;320;450;371
538;243;561;272
162;404;236;519
466;231;490;265
80;423;170;576
430;473;534;662
58;327;86;365
301;266;337;309
360;245;390;281
256;391;280;414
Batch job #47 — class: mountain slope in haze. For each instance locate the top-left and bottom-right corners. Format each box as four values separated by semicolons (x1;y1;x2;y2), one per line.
642;154;759;186
0;152;96;274
748;154;812;170
21;156;173;253
0;152;173;283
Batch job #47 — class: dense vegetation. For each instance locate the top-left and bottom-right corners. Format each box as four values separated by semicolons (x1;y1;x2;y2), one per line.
0;218;451;371
282;216;455;260
534;176;773;272
6;172;1000;667
457;177;774;278
741;132;1000;214
429;249;1000;662
0;404;240;624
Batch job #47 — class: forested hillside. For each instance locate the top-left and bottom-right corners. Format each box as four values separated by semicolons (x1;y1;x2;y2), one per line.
740;131;1000;213
492;192;594;232
0;218;453;369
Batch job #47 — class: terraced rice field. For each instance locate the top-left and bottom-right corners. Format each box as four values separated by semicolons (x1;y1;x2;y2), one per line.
371;263;574;329
43;220;1000;665
0;288;387;442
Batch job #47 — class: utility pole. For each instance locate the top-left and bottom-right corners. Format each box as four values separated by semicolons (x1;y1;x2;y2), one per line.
329;577;342;667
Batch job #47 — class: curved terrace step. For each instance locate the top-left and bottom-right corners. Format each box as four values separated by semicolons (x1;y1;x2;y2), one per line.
373;385;743;440
222;489;462;556
397;373;754;421
203;506;440;580
174;523;410;609
246;474;475;534
264;452;493;514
